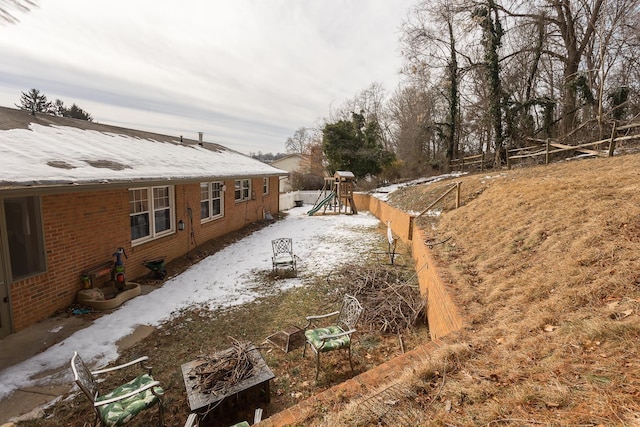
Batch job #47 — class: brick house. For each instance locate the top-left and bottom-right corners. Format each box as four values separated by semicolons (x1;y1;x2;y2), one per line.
0;107;287;337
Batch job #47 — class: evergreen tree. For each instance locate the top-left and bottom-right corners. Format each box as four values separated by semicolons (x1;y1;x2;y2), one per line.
16;88;53;115
322;112;395;178
16;90;93;121
62;103;93;121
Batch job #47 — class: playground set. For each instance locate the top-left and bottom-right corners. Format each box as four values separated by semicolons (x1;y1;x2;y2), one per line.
307;171;358;216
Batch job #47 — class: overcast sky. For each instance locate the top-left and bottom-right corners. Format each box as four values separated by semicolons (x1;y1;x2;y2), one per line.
0;0;415;155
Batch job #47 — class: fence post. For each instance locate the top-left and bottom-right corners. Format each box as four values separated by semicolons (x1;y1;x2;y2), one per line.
545;138;550;165
455;182;461;209
608;123;617;157
481;152;485;171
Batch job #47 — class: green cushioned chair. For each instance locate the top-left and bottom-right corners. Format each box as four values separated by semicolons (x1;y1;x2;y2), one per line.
303;294;364;380
71;351;164;427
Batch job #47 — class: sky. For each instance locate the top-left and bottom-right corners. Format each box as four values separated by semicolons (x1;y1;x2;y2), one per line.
0;206;382;405
0;0;415;155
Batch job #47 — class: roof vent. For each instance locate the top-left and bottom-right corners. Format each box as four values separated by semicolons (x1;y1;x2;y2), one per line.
198;132;203;146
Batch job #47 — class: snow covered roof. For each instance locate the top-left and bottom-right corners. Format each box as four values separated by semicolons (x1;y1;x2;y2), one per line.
0;107;287;191
335;170;355;178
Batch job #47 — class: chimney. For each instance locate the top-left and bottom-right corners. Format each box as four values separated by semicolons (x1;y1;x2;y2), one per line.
198;132;203;146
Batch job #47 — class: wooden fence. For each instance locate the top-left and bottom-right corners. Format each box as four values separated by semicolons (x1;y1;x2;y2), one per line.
449;152;486;172
414;182;461;220
507;122;640;168
449;121;640;171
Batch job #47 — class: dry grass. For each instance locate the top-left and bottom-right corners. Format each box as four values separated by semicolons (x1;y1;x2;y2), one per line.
311;153;640;426
17;153;640;426
18;222;427;427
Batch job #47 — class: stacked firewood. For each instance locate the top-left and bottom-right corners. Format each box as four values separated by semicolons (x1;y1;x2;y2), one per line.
188;339;256;395
340;264;425;334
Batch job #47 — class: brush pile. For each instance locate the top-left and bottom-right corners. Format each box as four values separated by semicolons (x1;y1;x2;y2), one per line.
188;339;257;396
339;264;425;333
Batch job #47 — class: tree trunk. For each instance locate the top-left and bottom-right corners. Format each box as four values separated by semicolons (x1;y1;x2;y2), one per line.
552;0;604;135
444;20;459;173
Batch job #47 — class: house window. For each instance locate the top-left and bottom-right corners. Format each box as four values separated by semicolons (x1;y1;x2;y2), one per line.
263;177;269;195
234;179;251;202
4;196;46;280
200;181;224;222
129;186;174;244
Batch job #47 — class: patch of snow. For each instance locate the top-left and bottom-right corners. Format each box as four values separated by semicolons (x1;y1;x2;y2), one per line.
370;173;466;201
0;207;381;401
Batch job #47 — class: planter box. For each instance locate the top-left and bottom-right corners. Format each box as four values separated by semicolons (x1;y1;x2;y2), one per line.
76;282;141;310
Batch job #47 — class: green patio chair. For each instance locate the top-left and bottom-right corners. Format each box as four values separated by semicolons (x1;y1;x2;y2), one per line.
71;351;164;427
303;294;364;380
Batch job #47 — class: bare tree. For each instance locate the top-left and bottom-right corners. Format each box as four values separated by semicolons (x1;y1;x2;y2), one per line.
285;127;313;154
329;82;394;150
582;0;640;133
473;0;506;166
400;0;469;172
550;0;604;133
388;84;439;177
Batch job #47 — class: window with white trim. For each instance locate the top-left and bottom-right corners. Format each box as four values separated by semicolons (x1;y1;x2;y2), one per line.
263;177;269;195
129;186;174;244
200;181;224;222
234;179;251;202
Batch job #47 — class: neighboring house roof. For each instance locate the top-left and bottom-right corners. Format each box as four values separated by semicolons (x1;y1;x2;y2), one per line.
270;153;304;172
0;107;287;191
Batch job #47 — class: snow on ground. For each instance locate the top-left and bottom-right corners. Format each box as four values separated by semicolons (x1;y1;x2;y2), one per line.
369;173;467;201
0;207;381;401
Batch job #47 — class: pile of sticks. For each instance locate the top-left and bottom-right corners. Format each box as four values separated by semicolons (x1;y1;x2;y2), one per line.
188;339;256;396
340;264;425;334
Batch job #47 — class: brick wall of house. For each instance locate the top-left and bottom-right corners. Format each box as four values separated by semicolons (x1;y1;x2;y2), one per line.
10;190;129;331
9;176;280;332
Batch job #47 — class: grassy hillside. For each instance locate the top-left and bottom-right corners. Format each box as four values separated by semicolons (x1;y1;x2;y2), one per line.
322;153;640;426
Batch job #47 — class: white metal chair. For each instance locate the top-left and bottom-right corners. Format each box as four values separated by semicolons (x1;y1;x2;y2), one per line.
303;294;364;380
271;238;298;275
184;413;199;427
71;351;164;427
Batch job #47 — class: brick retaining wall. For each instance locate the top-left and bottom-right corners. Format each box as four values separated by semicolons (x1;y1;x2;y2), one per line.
257;194;463;426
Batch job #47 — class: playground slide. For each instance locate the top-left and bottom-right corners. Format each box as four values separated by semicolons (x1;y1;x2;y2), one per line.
307;191;336;215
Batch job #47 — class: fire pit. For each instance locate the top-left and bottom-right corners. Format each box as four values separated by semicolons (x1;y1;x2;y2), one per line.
181;342;274;414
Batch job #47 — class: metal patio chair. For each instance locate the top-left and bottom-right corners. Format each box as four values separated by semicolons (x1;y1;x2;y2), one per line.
271;238;298;275
303;294;364;380
71;351;164;427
